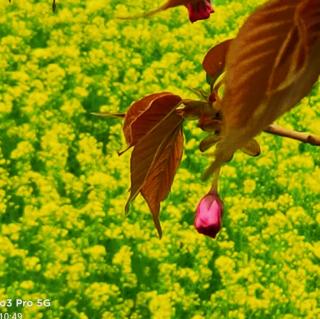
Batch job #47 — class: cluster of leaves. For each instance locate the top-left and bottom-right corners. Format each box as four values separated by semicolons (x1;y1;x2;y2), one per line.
100;0;320;236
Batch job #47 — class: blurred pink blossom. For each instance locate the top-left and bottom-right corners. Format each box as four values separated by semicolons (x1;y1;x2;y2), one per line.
185;0;214;23
194;190;223;238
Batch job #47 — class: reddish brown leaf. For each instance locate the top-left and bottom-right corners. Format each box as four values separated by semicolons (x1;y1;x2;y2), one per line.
204;0;320;178
202;39;233;84
123;92;182;146
199;134;220;152
240;139;261;157
141;127;184;237
125;108;184;222
198;117;221;132
223;0;301;130
267;26;306;94
267;0;320;94
298;0;320;48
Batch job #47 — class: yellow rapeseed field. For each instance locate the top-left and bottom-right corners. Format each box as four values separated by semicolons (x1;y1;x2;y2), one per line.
0;0;319;318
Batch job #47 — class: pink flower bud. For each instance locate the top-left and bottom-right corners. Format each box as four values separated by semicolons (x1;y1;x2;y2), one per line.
185;0;214;23
194;190;223;238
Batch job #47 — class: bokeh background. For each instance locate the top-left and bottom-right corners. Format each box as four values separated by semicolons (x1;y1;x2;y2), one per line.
0;0;320;318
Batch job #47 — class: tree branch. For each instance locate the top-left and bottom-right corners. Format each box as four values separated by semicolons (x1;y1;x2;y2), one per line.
264;124;320;146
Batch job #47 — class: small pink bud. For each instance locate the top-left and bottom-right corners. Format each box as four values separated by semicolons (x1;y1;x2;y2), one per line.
194;190;223;238
185;0;214;23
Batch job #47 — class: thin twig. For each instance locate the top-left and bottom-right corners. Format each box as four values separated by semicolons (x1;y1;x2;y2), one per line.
210;167;221;191
116;5;165;20
90;112;125;119
264;124;320;146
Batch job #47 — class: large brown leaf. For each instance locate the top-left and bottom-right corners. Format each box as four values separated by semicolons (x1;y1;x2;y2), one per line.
125;108;184;230
202;39;233;85
204;0;320;178
223;0;303;129
141;127;184;237
299;0;320;46
123;92;182;146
